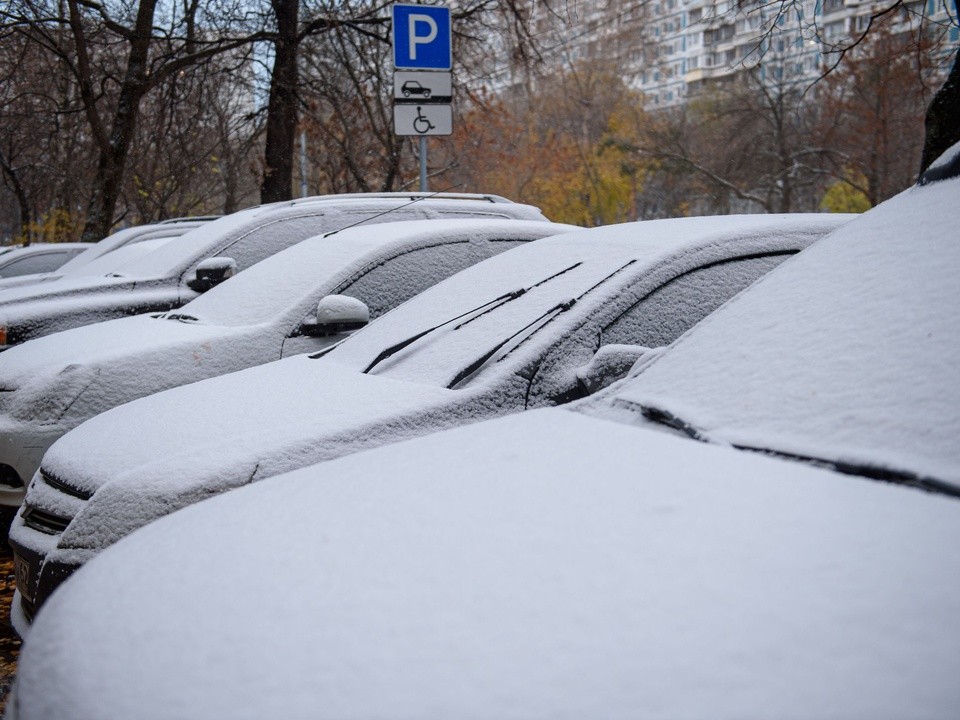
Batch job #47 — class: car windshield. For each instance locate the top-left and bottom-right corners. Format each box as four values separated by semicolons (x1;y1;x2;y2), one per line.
324;233;679;388
602;176;960;492
170;231;394;327
62;237;178;277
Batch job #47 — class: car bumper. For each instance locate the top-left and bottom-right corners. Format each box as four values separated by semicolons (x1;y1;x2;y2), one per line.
8;513;87;636
0;424;66;508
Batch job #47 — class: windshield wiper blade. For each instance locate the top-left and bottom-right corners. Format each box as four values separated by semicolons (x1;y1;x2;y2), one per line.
446;258;641;390
447;299;576;389
162;313;200;323
362;262;583;375
637;401;960;500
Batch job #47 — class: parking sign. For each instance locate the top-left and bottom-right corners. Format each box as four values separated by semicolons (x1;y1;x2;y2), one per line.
393;4;452;70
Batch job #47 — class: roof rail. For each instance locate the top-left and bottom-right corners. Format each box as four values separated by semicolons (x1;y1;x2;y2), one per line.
281;192;516;208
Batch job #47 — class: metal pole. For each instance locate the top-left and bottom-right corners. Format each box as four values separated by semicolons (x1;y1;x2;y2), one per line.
419;135;428;192
300;130;309;198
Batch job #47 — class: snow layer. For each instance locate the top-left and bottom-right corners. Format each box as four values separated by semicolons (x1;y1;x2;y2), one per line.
14;409;960;720
0;220;568;483
22;213;844;556
328;214;848;387
612;167;960;486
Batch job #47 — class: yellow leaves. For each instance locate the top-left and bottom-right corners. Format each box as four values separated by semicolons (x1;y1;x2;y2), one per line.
18;209;84;244
449;72;651;227
820;170;872;213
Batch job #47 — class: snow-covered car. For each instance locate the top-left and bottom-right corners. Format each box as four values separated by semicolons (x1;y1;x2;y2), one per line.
0;193;547;349
0;218;572;506
0;244;88;279
6;151;957;720
7;212;851;627
0;218;212;292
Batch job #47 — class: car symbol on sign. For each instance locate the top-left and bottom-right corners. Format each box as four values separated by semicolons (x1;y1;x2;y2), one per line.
402;80;432;99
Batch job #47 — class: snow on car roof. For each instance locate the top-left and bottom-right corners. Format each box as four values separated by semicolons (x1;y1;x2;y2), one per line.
17;408;960;719
112;195;547;281
325;214;846;387
181;219;572;327
606;160;960;489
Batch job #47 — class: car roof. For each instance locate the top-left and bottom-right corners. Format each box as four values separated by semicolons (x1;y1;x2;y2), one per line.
111;194;549;281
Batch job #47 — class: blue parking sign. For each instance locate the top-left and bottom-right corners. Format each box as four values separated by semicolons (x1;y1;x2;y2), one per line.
393;4;452;70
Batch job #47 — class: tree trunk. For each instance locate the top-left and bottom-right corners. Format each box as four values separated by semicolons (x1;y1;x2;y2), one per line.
0;150;33;244
79;0;159;242
260;0;300;203
920;49;960;174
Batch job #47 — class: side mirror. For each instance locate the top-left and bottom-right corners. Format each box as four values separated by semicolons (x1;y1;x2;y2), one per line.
296;295;370;337
576;344;661;395
187;257;237;292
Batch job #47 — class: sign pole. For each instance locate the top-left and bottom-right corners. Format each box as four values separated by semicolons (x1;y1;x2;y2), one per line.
419;136;428;192
392;3;452;189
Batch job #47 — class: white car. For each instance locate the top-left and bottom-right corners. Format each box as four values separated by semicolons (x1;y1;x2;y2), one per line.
0;218;212;292
0;193;548;349
7;212;850;626
6;150;957;719
0;218;572;506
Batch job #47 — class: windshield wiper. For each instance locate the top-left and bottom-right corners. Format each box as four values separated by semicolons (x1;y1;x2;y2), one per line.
447;299;576;389
446;259;640;390
160;312;200;323
362;262;583;375
636;401;960;500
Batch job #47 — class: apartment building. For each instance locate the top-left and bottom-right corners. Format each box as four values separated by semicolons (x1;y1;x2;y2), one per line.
523;0;957;109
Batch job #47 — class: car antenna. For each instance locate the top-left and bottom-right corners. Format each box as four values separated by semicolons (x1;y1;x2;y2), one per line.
322;184;465;238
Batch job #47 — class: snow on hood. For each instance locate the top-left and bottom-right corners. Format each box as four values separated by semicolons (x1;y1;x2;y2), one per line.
326;214;846;387
607;172;960;487
0;273;141;310
0;313;245;391
42;356;454;501
17;409;960;720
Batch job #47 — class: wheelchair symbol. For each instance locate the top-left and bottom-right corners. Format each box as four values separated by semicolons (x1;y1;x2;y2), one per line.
413;106;435;134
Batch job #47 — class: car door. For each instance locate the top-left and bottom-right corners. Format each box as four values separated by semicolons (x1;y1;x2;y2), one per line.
280;237;530;358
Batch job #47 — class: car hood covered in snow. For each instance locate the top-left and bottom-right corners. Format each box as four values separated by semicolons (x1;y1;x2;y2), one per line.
14;408;960;720
37;356;456;532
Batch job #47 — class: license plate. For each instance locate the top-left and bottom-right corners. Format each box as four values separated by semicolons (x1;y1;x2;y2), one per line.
13;552;34;605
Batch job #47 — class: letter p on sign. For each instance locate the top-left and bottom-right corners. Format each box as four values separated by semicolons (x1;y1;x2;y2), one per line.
393;4;452;70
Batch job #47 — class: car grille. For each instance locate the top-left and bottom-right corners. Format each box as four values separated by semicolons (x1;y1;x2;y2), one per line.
21;506;71;535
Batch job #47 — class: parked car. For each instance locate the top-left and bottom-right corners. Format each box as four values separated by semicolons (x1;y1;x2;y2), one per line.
7;151;957;719
7;212;851;627
0;244;88;279
0;218;212;292
0;218;572;506
0;193;547;349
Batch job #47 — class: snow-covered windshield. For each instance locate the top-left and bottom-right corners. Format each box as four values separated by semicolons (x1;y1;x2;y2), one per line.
61;237;178;277
103;206;269;279
608;176;960;488
174;232;394;327
324;215;826;389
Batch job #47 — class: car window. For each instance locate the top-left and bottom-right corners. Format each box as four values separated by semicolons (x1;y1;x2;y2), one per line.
335;239;528;319
600;253;791;347
215;215;334;273
525;252;796;406
0;252;73;277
